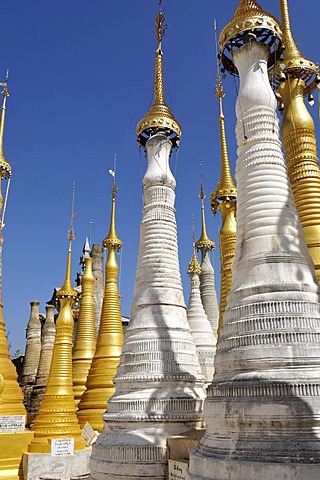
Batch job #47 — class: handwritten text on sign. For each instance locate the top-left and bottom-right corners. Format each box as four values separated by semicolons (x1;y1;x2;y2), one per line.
51;438;75;456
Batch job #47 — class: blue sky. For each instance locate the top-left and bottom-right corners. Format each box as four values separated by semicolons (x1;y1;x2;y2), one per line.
2;1;320;353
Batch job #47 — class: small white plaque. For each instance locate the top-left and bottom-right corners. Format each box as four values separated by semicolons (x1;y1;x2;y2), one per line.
0;415;25;432
81;422;96;446
51;438;74;456
168;459;190;480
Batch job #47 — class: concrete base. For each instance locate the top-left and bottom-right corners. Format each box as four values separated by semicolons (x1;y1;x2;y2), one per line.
188;450;320;480
0;431;34;480
168;429;205;461
22;447;91;480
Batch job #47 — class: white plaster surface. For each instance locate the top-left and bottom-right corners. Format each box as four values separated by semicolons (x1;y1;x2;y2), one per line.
89;134;204;480
199;250;219;338
187;272;215;384
23;447;91;480
188;41;320;480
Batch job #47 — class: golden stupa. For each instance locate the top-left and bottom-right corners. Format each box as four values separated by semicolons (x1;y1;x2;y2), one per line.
77;173;124;432
72;255;96;407
0;74;34;480
275;0;320;282
29;190;85;453
210;68;237;339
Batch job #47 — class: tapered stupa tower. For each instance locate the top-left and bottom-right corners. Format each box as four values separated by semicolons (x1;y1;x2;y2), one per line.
21;300;41;401
0;76;25;418
29;188;85;453
77;174;123;431
72;255;96;407
210;71;237;338
28;304;56;424
274;0;320;283
89;5;204;480
189;2;320;479
195;181;219;338
187;241;215;384
91;243;104;335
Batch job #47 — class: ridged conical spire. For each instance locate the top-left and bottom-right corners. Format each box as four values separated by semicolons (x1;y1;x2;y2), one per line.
0;77;25;418
29;186;85;453
72;256;96;407
219;0;282;76
276;1;320;282
136;3;181;148
211;76;237;204
77;173;124;432
275;0;318;94
188;248;202;276
210;69;237;338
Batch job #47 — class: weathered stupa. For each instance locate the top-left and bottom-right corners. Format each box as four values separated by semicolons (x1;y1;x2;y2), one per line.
89;4;204;480
20;300;41;405
189;1;320;479
187;243;215;384
210;69;237;337
28;303;56;424
77;174;124;432
195;183;219;339
274;0;320;282
91;243;104;336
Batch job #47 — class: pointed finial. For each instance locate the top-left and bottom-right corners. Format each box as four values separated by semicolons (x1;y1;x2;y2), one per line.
188;214;201;276
195;164;215;251
136;2;181;149
0;71;11;179
57;183;77;299
273;0;319;95
103;160;122;251
211;20;237;214
219;0;282;76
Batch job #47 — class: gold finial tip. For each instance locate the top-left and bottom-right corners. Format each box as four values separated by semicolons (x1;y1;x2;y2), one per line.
219;0;282;76
188;250;201;276
137;1;181;148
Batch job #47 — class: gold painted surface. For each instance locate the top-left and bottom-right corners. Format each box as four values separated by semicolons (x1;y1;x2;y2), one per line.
279;78;320;282
0;82;12;180
136;6;181;148
77;184;124;432
72;257;96;407
216;201;237;340
273;0;318;95
0;431;34;480
188;250;202;276
218;0;282;79
210;75;237;331
29;236;85;453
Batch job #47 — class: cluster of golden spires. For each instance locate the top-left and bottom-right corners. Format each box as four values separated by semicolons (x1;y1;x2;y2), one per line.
29;187;85;452
136;1;181;149
1;1;320;476
77;172;124;432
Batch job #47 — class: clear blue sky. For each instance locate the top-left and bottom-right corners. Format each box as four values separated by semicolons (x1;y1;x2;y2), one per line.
2;1;319;353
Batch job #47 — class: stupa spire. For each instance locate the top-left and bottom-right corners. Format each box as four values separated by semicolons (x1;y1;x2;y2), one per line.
29;184;85;452
275;0;320;282
89;4;204;479
77;167;124;432
210;30;237;337
72;255;96;407
136;1;181;149
187;230;215;385
190;4;320;479
195;174;219;339
0;73;25;418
